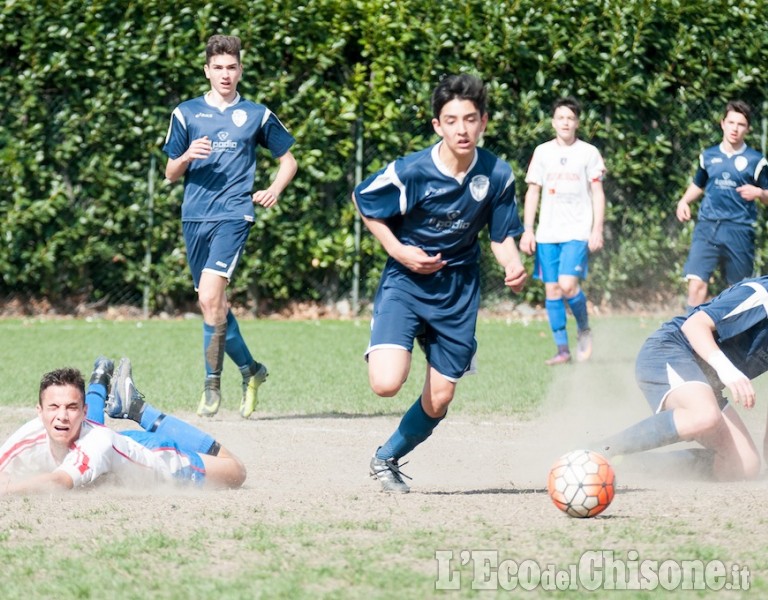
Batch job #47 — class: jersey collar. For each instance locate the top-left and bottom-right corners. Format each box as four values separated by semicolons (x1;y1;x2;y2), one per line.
431;142;478;184
204;91;241;111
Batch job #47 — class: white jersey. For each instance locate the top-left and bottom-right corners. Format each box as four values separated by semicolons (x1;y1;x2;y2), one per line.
525;138;606;243
0;418;203;488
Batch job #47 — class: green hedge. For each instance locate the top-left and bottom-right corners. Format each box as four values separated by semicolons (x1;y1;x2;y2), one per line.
2;0;768;312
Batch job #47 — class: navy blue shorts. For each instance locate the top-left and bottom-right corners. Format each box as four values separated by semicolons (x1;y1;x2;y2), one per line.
367;264;479;381
182;219;253;289
683;219;755;285
635;333;728;413
534;241;589;282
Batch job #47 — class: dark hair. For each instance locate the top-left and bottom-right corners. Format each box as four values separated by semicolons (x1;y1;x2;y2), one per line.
206;34;242;64
552;96;581;118
39;368;85;406
724;100;752;125
431;74;488;119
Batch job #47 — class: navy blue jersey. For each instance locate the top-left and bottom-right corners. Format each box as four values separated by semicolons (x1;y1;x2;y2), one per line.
354;144;521;269
654;277;768;380
692;144;768;225
163;93;295;223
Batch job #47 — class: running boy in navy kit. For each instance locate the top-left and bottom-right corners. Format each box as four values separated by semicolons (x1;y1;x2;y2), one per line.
676;100;768;310
163;35;297;418
353;74;527;493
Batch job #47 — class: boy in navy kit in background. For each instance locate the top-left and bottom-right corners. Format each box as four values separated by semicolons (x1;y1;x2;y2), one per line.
163;34;297;418
676;100;768;311
520;97;606;366
353;74;527;493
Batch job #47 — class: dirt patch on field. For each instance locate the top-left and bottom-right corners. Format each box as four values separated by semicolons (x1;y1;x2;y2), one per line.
1;317;765;593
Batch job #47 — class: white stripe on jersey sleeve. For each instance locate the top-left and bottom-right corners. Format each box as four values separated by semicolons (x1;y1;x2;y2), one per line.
722;281;768;320
359;162;408;214
164;107;187;145
753;156;768;182
503;171;515;191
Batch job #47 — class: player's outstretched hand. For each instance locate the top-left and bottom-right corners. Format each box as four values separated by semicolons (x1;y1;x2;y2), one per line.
394;246;446;274
252;189;279;208
727;377;756;409
503;263;527;293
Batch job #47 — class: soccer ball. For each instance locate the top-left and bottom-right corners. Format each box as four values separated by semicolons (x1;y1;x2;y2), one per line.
547;449;616;518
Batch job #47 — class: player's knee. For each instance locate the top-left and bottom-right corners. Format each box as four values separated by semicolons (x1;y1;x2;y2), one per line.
688;403;722;435
560;282;579;297
221;460;247;489
369;373;404;397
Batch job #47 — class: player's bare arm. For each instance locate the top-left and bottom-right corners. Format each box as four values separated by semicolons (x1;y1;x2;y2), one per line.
165;136;213;182
589;180;606;252
252;150;298;208
680;310;755;408
675;183;704;222
520;183;541;255
2;470;74;495
491;237;527;293
351;193;446;274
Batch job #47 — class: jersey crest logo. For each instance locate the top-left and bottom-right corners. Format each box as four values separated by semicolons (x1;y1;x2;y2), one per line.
232;109;248;127
735;156;748;172
469;175;490;202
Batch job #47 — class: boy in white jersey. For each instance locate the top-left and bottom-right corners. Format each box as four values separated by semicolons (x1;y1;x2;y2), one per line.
163;34;298;418
521;97;606;366
0;358;246;494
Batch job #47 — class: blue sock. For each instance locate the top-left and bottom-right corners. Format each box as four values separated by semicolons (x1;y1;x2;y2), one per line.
203;321;226;378
225;310;254;368
600;410;680;456
140;403;216;455
376;397;445;461
85;383;107;424
545;298;569;348
566;290;590;332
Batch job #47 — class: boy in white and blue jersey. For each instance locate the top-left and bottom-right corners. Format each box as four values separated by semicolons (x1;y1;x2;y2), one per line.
353;74;527;493
163;35;297;418
676;100;768;310
599;277;768;481
0;358;246;494
521;97;607;366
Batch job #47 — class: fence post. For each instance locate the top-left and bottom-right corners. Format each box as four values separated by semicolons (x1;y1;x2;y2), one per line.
352;113;363;316
143;154;156;319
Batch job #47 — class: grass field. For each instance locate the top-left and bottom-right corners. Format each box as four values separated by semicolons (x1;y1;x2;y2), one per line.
1;314;767;598
0;315;565;417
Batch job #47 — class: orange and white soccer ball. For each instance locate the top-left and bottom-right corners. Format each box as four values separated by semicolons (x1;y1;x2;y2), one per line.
547;449;616;518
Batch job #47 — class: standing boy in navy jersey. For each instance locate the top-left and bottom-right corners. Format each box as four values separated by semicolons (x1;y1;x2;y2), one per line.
598;276;768;481
163;35;297;418
520;97;606;366
353;74;527;493
676;100;768;311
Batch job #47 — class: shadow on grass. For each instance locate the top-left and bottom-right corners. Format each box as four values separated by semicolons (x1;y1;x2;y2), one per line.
256;411;405;421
